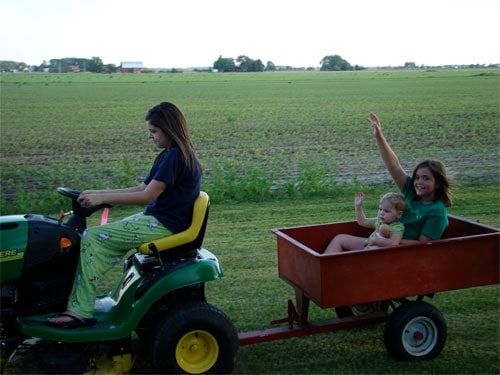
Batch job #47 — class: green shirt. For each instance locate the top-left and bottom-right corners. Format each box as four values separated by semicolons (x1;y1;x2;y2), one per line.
401;176;448;240
374;219;405;237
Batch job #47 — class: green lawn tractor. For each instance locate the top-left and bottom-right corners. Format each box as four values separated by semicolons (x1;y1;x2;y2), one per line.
0;188;238;374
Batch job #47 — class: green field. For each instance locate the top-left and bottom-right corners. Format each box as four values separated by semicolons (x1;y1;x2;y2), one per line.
1;70;499;373
1;70;498;213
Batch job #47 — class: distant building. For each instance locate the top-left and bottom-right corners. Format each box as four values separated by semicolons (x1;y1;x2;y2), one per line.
119;61;144;73
68;65;80;73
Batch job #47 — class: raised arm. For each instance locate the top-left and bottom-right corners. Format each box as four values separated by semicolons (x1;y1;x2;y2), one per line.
369;113;408;190
354;192;375;228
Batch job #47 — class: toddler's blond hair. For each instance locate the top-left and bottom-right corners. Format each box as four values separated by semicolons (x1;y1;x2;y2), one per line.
380;192;406;212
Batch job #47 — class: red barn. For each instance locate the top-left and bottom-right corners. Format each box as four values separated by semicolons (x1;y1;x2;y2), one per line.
119;61;144;73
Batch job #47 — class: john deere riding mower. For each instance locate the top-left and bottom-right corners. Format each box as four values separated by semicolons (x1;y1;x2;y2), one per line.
0;187;238;374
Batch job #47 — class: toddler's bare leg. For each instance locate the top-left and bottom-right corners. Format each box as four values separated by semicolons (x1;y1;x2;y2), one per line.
324;234;366;254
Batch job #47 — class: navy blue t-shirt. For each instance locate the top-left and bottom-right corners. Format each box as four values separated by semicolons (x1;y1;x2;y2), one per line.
143;146;201;233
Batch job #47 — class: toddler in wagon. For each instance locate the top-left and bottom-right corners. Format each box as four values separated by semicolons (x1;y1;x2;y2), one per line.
324;192;406;254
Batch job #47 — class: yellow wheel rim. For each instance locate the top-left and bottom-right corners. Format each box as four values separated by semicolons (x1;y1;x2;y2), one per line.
175;330;219;374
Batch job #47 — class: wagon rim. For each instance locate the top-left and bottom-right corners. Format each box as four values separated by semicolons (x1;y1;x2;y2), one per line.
401;316;438;356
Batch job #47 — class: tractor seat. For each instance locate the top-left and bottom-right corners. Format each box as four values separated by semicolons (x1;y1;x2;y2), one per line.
136;192;209;257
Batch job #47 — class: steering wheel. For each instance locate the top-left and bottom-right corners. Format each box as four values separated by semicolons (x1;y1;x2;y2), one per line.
57;187;82;199
57;187;112;218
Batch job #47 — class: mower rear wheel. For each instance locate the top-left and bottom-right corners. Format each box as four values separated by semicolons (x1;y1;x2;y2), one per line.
151;302;238;374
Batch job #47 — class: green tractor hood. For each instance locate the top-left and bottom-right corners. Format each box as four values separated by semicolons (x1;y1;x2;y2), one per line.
0;215;28;283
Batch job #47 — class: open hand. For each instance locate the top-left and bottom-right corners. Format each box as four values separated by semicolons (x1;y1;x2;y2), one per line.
368;112;381;136
354;192;365;208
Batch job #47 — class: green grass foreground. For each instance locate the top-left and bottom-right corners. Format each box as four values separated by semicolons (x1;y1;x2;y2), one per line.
97;184;498;374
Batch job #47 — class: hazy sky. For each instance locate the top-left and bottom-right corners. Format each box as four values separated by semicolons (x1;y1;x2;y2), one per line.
1;0;498;68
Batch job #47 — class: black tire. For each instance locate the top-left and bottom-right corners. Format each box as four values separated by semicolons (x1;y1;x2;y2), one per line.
384;301;447;361
335;301;389;318
134;324;153;345
135;308;164;345
151;302;239;374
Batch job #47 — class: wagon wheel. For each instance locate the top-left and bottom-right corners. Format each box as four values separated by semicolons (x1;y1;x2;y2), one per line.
384;301;447;361
150;302;238;374
335;300;389;318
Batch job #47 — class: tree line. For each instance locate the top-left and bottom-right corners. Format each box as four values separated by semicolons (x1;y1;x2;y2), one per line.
213;54;364;72
3;55;497;74
0;57;115;73
2;54;361;73
213;55;268;72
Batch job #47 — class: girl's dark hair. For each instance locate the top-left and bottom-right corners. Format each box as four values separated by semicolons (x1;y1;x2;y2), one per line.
412;160;452;207
145;102;200;173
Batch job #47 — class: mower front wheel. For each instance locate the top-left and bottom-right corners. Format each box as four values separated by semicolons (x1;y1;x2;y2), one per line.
151;302;238;374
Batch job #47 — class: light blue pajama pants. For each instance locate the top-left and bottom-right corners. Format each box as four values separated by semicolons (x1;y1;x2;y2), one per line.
67;213;172;318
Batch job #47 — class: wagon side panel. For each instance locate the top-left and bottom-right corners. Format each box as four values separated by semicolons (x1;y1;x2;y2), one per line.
319;234;499;308
276;235;322;305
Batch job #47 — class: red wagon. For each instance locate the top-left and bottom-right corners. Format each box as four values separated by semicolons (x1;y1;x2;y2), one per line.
239;214;499;360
